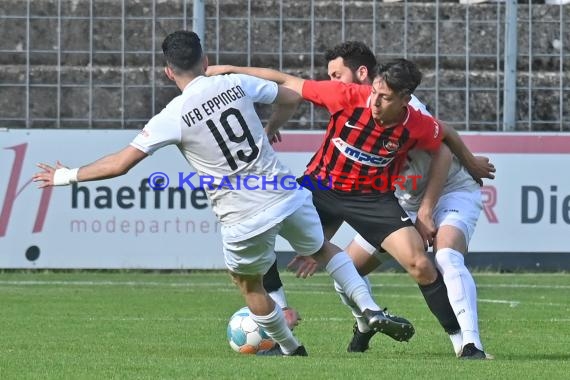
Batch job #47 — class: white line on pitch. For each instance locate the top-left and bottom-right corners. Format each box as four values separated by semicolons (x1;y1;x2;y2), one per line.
478;298;519;307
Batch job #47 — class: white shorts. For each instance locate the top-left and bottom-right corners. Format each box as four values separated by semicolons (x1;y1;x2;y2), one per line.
223;193;324;275
354;189;482;257
426;189;482;244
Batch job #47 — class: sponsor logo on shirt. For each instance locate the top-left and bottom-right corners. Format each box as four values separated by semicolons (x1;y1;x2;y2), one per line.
332;138;394;167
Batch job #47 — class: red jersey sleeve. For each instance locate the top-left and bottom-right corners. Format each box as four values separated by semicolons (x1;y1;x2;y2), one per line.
302;80;371;115
405;107;443;152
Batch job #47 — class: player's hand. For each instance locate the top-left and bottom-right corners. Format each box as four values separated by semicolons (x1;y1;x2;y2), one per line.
282;307;301;330
415;211;436;249
205;65;234;76
468;156;496;185
32;161;66;188
265;127;282;144
287;255;319;278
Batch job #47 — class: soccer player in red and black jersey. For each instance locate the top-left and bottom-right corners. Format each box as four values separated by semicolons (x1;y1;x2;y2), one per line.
301;74;440;193
207;57;495;352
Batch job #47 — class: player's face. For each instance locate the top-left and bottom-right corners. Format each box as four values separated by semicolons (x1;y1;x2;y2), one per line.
370;77;409;125
327;57;359;84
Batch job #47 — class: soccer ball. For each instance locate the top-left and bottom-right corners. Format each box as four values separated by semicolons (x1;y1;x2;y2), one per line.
227;307;276;354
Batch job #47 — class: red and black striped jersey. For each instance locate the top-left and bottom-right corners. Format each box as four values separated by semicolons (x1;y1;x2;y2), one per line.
301;80;442;193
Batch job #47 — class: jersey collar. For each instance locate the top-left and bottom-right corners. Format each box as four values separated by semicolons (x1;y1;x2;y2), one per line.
182;75;206;92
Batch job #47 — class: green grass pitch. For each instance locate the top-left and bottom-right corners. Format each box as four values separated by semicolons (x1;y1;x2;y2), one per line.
0;271;568;379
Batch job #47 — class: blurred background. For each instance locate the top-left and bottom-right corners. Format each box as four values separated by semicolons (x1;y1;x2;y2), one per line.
1;0;568;131
1;0;569;271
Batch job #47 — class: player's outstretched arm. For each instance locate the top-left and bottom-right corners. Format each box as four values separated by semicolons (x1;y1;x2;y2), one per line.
441;124;496;184
33;146;148;188
416;144;453;247
206;65;305;95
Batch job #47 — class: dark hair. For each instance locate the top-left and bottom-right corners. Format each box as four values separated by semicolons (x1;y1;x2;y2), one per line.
161;30;203;73
374;59;422;96
324;41;377;80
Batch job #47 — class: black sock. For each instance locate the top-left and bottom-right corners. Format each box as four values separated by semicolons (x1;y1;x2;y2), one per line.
263;260;283;293
418;270;460;334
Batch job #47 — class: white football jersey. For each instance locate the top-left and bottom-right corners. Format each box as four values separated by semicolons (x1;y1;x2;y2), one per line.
131;74;302;225
408;94;429;115
396;95;480;211
395;150;480;212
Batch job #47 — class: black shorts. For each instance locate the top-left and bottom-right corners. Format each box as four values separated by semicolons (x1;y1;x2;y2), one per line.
299;176;413;250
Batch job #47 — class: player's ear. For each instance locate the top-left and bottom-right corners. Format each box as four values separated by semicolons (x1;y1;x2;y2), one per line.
202;55;209;72
356;65;368;83
164;66;175;81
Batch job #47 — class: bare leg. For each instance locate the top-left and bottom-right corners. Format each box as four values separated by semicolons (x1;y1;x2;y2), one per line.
382;227;460;336
231;272;301;354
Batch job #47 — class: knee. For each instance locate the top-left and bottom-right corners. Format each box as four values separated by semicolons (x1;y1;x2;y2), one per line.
435;248;465;274
231;273;263;293
407;255;437;284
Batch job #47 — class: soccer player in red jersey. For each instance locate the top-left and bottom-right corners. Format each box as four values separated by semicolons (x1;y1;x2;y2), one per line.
311;43;490;358
208;55;495;355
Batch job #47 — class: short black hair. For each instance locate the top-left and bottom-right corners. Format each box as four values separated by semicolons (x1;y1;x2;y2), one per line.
324;41;377;80
161;30;203;73
374;58;422;96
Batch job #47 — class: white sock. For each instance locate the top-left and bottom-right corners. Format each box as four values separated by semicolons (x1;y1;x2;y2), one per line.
268;287;288;309
326;252;380;313
250;304;299;354
334;276;373;333
449;331;463;356
435;247;483;351
356;276;374;332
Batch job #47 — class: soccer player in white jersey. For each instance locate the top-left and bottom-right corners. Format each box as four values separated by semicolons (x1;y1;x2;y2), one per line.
346;147;489;359
33;31;414;357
